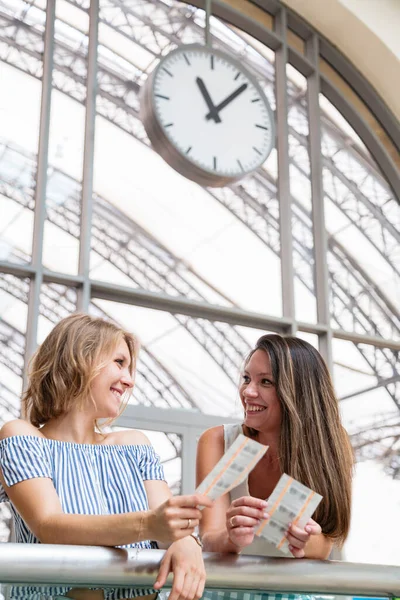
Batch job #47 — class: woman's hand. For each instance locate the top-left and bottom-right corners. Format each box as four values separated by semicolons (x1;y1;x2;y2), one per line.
286;518;322;558
226;496;269;549
154;536;206;600
149;494;213;544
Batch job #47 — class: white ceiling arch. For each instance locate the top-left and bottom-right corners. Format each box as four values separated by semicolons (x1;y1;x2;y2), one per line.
282;0;400;122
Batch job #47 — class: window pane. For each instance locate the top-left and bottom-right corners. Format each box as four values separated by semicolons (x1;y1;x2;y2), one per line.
0;64;42;265
333;338;399;474
320;95;400;341
0;272;28;424
287;63;317;324
42;0;89;275
91;1;281;316
37;283;78;344
0;271;29;542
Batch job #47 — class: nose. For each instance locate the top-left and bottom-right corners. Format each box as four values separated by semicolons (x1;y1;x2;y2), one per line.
243;382;258;398
121;370;134;389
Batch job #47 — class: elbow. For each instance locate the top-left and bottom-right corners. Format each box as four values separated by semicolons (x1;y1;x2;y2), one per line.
36;521;54;544
36;516;64;544
305;537;333;560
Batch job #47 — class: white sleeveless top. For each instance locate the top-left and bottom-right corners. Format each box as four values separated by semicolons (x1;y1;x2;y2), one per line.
224;422;287;557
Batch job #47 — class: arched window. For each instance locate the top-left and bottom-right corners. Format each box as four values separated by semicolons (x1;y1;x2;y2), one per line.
0;0;399;559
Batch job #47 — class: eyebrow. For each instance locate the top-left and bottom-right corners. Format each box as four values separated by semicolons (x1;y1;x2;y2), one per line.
244;370;273;377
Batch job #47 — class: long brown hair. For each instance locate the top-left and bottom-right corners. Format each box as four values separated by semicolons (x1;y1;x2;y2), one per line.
23;313;138;427
243;334;353;544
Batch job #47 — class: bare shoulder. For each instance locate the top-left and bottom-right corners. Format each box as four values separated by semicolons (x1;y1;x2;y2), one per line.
198;425;224;449
197;426;225;462
105;429;152;447
196;426;225;486
0;419;43;441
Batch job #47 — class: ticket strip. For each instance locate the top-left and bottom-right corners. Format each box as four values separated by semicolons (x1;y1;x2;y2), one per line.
195;435;322;555
255;473;322;554
195;434;268;501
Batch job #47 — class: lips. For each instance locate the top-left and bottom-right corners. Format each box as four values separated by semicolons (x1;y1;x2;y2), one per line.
110;387;123;398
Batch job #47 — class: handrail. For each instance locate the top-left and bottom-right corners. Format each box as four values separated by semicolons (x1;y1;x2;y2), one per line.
0;545;399;596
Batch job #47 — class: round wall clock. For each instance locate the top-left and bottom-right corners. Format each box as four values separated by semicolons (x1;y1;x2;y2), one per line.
140;44;275;187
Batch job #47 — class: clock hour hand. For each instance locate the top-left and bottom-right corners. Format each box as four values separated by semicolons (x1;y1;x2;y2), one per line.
206;83;248;121
196;77;221;124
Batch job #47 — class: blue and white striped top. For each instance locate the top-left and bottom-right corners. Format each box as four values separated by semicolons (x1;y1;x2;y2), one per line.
0;434;166;599
0;435;165;547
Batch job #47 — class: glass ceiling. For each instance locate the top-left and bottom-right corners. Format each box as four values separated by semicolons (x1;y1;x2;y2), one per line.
0;0;399;480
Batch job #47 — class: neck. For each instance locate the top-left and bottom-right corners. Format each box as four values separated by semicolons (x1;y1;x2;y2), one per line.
251;429;280;463
40;410;100;445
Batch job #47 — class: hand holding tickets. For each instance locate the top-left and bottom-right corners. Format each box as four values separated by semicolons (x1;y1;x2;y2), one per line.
195;434;322;556
255;473;323;554
195;433;268;502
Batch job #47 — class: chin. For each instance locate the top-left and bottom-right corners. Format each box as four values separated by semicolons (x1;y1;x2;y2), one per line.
243;417;260;430
97;408;119;420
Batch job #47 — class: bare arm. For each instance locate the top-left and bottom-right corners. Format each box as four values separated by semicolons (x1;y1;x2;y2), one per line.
304;532;333;559
0;473;154;546
0;420;210;547
196;426;240;553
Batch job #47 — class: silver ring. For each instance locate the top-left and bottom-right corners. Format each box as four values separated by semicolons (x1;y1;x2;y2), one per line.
186;518;192;529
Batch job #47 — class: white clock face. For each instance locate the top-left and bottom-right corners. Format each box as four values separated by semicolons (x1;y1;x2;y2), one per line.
150;45;274;180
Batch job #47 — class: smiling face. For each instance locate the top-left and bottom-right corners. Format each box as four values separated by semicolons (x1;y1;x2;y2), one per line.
240;349;282;435
89;338;134;419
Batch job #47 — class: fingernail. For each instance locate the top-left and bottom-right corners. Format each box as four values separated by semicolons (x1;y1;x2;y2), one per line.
263;512;269;519
305;526;312;533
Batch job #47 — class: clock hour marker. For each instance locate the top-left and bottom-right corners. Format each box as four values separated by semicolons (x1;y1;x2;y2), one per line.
213;156;217;170
183;53;191;66
234;72;240;81
186;146;192;154
237;159;244;171
251;98;261;103
164;123;174;127
163;67;173;77
210;55;214;70
253;146;262;156
255;124;269;130
155;94;170;100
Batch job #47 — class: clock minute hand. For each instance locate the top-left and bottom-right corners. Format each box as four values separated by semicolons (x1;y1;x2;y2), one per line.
196;77;221;124
206;83;248;121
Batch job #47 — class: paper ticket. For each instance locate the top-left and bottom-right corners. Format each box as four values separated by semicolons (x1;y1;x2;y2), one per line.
195;433;268;503
255;473;322;554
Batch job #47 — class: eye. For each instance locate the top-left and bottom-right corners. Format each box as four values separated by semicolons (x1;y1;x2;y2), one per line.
115;358;124;366
261;378;274;386
242;375;250;384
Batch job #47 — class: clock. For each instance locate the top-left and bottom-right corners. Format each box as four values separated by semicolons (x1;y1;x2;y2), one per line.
140;44;275;187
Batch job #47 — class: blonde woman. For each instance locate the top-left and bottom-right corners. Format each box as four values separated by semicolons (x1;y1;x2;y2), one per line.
0;313;212;600
197;334;353;561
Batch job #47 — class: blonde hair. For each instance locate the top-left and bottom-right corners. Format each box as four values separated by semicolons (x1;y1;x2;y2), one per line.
23;313;138;427
243;334;354;545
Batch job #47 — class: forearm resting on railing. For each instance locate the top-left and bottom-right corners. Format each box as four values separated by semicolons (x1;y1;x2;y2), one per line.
304;532;333;559
35;511;153;547
201;528;241;553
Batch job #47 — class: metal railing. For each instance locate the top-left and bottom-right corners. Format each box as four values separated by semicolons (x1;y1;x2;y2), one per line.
0;545;399;596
